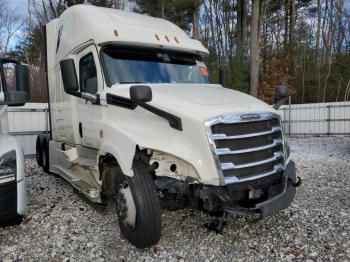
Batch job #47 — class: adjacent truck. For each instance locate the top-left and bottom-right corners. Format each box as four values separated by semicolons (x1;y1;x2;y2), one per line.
36;5;301;248
0;58;29;224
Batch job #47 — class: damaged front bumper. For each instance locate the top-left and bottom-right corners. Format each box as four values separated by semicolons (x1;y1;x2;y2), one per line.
155;161;300;219
200;161;300;218
255;161;299;218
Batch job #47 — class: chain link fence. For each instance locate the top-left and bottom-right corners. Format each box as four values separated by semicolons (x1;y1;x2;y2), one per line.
278;100;350;137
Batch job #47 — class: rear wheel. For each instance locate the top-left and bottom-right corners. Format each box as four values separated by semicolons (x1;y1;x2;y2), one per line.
41;137;50;173
36;136;43;167
116;160;161;248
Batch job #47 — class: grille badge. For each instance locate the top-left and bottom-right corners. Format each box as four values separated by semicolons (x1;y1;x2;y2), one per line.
240;113;261;120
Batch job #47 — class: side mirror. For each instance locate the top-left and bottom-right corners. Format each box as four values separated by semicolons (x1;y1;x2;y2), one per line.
130;85;152;103
128;85;182;130
0;62;29;107
60;59;79;95
6;91;28;106
275;85;289;100
273;85;289;110
15;64;30;94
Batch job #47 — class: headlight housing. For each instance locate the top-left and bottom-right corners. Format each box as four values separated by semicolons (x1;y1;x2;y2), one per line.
282;130;291;165
0;150;17;184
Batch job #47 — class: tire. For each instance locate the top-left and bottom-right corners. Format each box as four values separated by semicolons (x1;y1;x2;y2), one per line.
116;160;161;248
0;215;23;227
41;137;50;173
36;136;43;167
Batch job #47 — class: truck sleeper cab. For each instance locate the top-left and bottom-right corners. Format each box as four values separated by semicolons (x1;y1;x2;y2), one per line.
37;5;300;248
0;58;29;224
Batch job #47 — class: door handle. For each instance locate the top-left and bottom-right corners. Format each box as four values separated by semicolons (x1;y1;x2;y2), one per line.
79;122;83;138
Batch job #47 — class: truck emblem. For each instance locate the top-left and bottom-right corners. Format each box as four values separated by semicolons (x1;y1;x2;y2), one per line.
240;113;261;120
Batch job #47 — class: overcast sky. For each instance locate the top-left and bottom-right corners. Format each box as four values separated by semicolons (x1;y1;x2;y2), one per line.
5;0;28;50
8;0;28;16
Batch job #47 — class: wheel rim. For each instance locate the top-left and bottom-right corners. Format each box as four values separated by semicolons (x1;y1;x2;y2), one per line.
117;182;137;230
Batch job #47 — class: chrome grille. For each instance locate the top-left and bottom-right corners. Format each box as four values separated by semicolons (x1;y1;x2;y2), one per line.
205;112;285;185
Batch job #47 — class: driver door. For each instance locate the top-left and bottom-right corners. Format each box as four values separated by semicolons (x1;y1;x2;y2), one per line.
76;45;104;149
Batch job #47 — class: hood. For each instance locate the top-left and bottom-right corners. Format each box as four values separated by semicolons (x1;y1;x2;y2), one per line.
108;83;277;121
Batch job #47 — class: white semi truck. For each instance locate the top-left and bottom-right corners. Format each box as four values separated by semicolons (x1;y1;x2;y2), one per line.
36;5;301;248
0;58;29;224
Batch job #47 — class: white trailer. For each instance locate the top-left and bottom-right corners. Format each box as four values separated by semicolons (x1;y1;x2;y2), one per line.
0;58;29;224
37;5;300;248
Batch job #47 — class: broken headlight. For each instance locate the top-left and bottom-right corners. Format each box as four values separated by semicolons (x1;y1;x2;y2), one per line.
282;130;291;165
0;150;16;184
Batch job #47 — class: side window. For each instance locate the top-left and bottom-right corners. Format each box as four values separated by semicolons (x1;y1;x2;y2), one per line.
79;53;97;94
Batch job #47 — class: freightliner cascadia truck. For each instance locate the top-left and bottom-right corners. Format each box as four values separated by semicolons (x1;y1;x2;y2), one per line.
0;58;29;225
36;5;301;248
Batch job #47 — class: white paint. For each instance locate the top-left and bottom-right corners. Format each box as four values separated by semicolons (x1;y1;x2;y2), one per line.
0;133;27;216
50;5;208;65
45;6;277;186
0;61;27;219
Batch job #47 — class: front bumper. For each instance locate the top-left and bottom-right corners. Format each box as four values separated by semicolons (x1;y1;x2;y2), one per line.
256;161;297;217
202;161;299;218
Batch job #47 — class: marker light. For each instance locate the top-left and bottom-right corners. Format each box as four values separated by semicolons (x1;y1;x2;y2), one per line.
200;67;209;77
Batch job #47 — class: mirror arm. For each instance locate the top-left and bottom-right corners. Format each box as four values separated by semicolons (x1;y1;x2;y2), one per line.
273;97;289;110
135;101;183;131
81;92;100;105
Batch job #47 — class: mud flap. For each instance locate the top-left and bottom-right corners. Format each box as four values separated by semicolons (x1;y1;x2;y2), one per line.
256;161;297;218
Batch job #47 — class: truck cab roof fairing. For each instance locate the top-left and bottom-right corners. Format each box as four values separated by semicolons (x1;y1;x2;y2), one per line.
53;5;208;62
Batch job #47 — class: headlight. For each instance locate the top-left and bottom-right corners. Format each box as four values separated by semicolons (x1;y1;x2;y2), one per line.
0;150;16;184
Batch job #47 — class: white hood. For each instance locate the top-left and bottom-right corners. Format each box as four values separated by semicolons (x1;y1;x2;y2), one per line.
108;83;277;122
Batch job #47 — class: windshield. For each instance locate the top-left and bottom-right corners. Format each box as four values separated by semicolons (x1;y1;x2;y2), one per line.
101;46;210;86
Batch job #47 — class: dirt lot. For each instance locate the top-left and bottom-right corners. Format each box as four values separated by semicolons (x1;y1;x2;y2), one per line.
1;137;350;261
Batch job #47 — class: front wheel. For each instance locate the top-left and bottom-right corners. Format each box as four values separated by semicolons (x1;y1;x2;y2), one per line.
116;160;161;248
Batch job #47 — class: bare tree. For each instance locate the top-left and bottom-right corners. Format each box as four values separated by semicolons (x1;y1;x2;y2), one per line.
0;0;24;55
192;0;201;40
250;0;261;97
237;0;247;67
289;0;296;46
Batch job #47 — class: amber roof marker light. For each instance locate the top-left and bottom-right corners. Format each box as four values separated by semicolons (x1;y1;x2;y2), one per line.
155;34;160;41
114;29;119;37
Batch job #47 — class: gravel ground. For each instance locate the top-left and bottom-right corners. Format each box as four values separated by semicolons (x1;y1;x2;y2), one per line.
1;137;350;261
